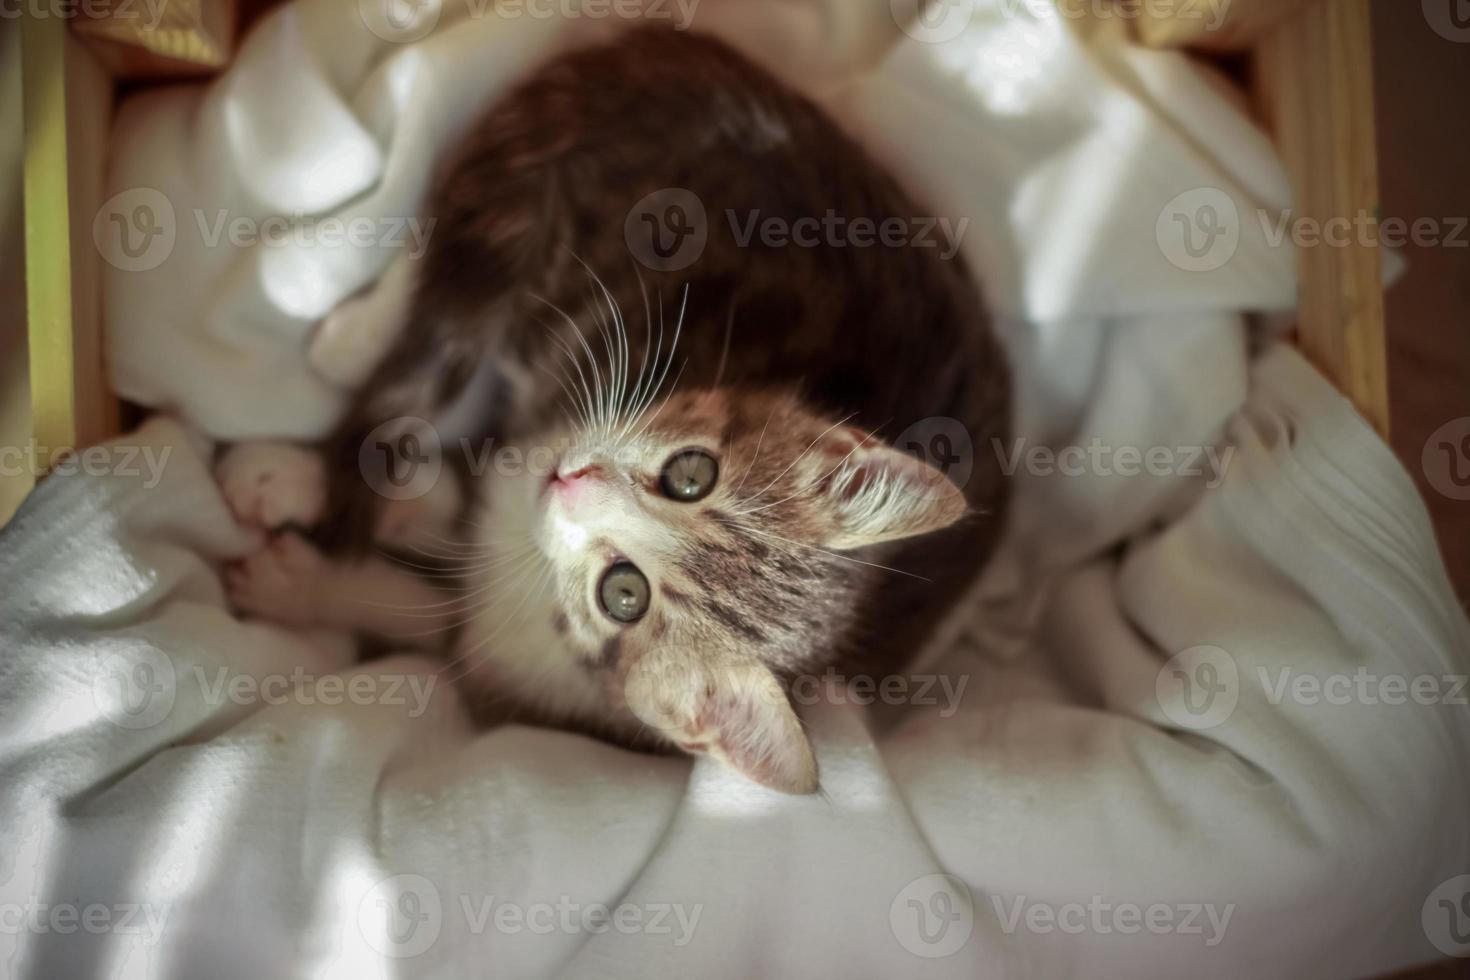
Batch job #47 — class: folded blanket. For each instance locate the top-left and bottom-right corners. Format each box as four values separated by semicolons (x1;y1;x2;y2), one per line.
3;348;1466;979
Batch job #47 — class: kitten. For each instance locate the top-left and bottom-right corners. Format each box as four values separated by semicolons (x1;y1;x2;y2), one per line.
221;28;1011;794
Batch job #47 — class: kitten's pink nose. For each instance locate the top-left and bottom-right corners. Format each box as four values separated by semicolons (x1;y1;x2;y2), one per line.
558;467;599;484
550;462;603;504
557;464;602;483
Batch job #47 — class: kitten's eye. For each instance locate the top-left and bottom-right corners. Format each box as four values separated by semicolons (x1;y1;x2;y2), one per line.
660;450;719;502
599;561;650;624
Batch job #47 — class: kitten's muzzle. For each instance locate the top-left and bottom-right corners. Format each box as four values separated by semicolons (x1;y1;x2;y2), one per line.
543;451;608;507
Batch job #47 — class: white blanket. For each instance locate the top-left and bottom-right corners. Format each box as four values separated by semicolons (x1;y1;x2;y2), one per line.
6;0;1463;976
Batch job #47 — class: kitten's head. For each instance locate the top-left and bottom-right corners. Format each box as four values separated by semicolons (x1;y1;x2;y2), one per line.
520;387;967;793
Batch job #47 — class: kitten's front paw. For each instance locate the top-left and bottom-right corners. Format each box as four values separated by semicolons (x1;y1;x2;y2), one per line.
216;441;326;531
226;532;328;626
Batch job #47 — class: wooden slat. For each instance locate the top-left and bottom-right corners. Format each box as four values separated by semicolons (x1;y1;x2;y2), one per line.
1255;0;1390;436
20;19;117;468
21;14;77;460
1121;0;1320;50
62;34;118;446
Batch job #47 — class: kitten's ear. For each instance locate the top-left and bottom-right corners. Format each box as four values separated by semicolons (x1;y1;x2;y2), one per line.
808;426;969;551
621;650;818;795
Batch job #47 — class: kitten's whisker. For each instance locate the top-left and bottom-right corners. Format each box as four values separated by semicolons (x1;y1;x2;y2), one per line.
734;427;878;517
531;292;610;438
567;249;630;438
410;529;493;552
379;540;537;574
730;518;930;582
627;359;688;446
440;559;557;670
617;269;658;447
734;412;858;511
714;299;735;388
622;285;688;441
392;541;493;562
436;524;543;556
436;556;553;655
541;323;597;432
387;547;549;637
537;363;594;434
584;282;619;435
616;282;664;444
353;553;538;614
616;290;632;436
531;308;597;433
731;401;778;499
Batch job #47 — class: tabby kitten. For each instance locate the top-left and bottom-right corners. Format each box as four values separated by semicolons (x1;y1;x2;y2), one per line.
221;27;1011;794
